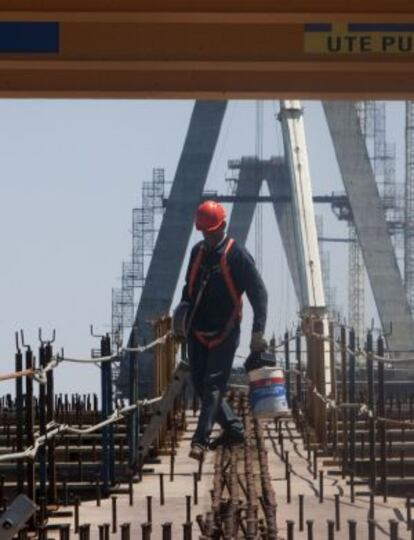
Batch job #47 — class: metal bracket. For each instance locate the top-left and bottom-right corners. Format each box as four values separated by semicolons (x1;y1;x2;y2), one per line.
38;328;56;345
90;324;105;339
20;330;31;352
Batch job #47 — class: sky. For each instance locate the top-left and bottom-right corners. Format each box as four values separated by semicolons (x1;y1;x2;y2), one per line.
0;99;406;397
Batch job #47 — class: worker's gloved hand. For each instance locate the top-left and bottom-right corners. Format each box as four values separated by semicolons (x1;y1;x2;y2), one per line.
250;331;268;353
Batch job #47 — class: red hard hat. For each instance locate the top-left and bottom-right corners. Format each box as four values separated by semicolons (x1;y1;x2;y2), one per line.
195;201;226;232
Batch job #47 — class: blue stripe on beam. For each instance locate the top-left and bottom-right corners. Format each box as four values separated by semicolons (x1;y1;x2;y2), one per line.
348;23;414;32
0;22;59;53
304;23;332;33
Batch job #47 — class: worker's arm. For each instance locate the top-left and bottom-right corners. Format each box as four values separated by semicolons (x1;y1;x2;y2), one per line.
238;247;268;333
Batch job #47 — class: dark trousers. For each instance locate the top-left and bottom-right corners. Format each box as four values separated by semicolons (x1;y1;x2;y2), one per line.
188;327;244;447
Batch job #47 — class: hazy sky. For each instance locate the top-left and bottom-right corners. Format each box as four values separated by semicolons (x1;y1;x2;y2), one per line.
0;100;406;397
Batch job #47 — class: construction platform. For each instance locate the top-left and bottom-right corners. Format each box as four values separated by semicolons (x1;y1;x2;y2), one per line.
43;410;412;539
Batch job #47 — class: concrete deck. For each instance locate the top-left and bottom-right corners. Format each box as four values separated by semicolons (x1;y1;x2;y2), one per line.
46;412;413;538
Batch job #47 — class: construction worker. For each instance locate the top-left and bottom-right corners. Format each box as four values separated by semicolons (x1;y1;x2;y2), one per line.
176;200;268;461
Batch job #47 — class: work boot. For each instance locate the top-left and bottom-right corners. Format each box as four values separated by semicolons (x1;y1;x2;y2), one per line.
189;443;206;462
209;430;245;450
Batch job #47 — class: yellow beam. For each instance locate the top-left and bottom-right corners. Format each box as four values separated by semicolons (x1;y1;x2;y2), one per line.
0;66;412;100
0;1;412;22
0;2;412;97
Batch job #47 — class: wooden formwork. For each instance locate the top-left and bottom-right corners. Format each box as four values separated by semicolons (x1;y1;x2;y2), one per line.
152;316;180;453
304;316;330;447
153;317;177;399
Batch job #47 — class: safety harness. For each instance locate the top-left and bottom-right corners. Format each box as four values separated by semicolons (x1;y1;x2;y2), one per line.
188;237;242;349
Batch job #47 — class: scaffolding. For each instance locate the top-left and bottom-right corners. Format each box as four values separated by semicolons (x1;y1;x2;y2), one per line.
110;168;166;389
346;103;369;343
316;215;338;319
346;102;402;342
405;101;414;313
226;159;242;195
347;224;365;345
111;168;166;345
356;102;402;238
372;105;396;213
355;102;398;211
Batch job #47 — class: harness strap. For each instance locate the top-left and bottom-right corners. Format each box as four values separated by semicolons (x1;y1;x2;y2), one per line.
220;238;241;309
190;237;242;350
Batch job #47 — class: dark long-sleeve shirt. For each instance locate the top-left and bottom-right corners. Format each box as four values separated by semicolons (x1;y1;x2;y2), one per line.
181;236;268;333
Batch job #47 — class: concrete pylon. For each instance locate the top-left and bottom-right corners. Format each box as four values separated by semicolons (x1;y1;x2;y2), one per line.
228;156;318;309
118;101;227;397
227;157;263;245
324;101;414;356
266;158;303;304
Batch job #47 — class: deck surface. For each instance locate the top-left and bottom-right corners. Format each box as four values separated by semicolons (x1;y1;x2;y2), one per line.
46;412;412;538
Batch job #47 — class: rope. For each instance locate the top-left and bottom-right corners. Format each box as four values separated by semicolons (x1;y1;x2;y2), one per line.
0;395;163;462
61;332;172;364
234;333;297;361
305;377;373;418
0;368;34;383
302;326;397;364
375;416;414;429
301;315;414;363
0;331;172;385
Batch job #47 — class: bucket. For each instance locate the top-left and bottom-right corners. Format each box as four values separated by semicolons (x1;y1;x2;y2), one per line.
248;367;290;419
